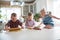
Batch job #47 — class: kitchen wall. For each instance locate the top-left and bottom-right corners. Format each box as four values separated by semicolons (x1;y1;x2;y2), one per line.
36;0;47;13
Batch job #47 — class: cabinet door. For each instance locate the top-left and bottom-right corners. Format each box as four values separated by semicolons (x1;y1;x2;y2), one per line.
30;5;33;13
34;3;36;14
23;5;29;16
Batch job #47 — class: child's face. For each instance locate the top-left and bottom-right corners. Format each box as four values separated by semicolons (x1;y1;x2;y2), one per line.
28;16;33;20
11;16;17;22
40;11;46;17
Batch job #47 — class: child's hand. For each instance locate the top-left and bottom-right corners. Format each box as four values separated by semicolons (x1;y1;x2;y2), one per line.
27;27;33;29
33;27;41;30
37;24;41;28
5;26;10;30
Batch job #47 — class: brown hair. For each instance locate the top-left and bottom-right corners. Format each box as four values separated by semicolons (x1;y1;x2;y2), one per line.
11;13;17;17
28;12;32;16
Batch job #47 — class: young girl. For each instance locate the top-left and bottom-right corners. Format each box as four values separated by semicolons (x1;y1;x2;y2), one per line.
40;9;60;29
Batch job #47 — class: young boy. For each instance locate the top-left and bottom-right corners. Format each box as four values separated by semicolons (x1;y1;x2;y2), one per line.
40;9;60;29
5;13;23;30
25;12;41;30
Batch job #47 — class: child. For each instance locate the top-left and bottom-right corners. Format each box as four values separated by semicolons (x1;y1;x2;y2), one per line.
40;9;60;29
25;12;41;30
5;13;23;30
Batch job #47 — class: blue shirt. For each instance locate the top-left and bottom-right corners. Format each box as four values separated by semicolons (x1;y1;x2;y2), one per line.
43;15;53;24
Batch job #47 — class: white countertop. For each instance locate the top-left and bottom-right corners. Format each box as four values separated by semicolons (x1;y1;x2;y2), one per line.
0;27;60;40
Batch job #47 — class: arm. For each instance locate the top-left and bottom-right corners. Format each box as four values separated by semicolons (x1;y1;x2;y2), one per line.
5;22;10;30
52;16;60;20
40;22;43;25
18;20;24;29
5;26;10;30
37;22;43;28
39;18;43;26
32;20;36;28
49;14;60;20
25;20;29;28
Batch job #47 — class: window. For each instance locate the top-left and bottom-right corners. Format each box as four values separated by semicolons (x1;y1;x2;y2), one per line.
30;5;33;13
0;7;21;22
